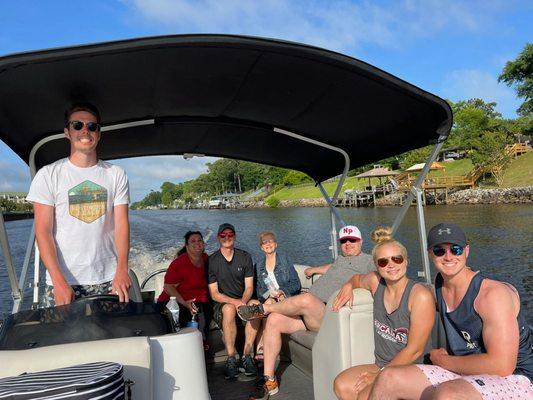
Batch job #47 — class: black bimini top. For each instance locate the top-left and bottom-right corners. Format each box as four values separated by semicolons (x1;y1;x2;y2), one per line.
0;34;452;181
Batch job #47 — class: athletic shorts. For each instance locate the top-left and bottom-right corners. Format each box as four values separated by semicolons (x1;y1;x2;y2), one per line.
416;364;533;400
42;281;113;308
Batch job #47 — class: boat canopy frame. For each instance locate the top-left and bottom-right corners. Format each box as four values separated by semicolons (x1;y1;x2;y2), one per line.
0;34;452;313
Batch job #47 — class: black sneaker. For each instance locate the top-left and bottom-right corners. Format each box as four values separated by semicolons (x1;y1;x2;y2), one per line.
241;354;258;376
237;304;265;321
248;376;279;400
224;356;240;380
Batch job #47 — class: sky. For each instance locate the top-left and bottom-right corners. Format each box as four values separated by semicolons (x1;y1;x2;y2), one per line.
0;0;531;201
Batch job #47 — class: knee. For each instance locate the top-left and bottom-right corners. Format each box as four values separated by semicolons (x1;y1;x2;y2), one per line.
247;299;260;305
299;292;317;308
222;303;237;320
432;381;461;400
264;298;276;305
265;313;284;331
373;367;401;393
334;373;354;400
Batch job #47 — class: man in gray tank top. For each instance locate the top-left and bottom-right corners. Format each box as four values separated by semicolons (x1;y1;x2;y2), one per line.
371;223;533;400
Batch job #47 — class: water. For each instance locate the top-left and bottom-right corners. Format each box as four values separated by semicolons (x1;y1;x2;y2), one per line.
1;205;531;323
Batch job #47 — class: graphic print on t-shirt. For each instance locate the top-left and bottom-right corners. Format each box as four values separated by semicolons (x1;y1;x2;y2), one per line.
68;180;107;223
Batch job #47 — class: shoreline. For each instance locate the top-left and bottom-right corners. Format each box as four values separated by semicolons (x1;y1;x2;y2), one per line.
221;186;533;209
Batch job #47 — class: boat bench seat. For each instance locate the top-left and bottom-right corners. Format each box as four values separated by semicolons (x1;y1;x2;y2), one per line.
0;336;153;400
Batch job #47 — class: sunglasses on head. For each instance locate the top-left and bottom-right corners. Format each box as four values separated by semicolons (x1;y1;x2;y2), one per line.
218;232;235;239
376;255;404;268
68;120;100;132
431;244;464;257
340;237;359;244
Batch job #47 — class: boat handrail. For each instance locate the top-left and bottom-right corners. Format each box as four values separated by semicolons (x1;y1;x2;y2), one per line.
140;268;167;290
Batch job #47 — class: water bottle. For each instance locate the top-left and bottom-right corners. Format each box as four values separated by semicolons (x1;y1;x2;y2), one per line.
166;297;180;331
187;313;199;329
262;272;279;297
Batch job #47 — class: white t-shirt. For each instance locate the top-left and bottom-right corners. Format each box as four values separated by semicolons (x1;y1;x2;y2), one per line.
27;158;129;285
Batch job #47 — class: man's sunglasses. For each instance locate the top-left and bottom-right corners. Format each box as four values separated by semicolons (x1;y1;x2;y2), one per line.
218;232;235;239
68;120;101;132
376;255;404;268
431;245;464;257
340;238;359;244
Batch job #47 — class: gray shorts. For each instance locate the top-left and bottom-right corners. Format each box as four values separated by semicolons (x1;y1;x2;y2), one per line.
42;281;113;308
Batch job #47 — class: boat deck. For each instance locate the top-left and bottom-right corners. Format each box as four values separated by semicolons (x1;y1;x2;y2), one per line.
207;361;314;400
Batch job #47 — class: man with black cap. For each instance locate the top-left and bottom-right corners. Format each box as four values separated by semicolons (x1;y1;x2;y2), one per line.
370;222;532;400
208;223;260;380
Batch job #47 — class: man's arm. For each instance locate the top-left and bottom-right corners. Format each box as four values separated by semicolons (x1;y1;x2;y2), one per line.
304;263;332;278
208;282;243;307
332;271;379;311
112;204;131;302
430;282;519;376
34;202;74;305
241;276;255;304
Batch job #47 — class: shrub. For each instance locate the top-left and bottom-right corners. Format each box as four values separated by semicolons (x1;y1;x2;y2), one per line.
265;197;281;208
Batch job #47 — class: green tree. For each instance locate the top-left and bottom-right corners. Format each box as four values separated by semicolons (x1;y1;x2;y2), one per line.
161;191;172;207
282;170;312;186
498;43;533;116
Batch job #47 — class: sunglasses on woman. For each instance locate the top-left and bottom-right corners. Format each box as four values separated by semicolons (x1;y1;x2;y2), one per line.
68;120;101;132
340;238;359;244
218;232;235;239
376;255;404;268
431;244;464;257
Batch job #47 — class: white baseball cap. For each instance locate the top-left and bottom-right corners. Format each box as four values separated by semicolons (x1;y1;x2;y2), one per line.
339;225;362;241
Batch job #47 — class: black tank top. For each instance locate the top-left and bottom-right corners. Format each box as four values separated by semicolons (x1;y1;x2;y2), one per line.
436;272;533;379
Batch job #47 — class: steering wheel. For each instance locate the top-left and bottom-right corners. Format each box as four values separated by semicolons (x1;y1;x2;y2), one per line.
74;294;120;303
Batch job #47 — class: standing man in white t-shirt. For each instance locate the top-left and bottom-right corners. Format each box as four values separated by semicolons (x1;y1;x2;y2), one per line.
27;103;131;307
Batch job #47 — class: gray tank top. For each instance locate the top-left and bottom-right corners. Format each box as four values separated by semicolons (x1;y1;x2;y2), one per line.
373;278;431;367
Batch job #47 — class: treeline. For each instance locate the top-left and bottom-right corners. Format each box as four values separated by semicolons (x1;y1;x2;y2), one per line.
131;161;313;208
0;199;33;213
133;43;531;208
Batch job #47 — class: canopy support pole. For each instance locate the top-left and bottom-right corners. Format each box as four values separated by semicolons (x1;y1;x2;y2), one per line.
12;224;35;313
0;211;23;312
274;127;350;260
391;135;447;283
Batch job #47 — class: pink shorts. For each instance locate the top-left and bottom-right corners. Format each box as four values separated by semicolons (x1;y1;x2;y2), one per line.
416;365;532;400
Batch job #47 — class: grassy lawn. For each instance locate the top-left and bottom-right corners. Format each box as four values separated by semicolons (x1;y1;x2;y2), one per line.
270;176;385;200
501;151;533;187
429;158;473;177
267;155;531;201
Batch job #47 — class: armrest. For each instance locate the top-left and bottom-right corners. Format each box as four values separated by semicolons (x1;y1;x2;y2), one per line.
312;288;374;400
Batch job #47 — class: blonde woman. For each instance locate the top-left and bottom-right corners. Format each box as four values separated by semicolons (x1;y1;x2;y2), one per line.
332;227;435;400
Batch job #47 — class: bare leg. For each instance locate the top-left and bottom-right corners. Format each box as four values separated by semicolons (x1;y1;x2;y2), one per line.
263;312;306;377
263;292;325;332
431;379;482;400
244;299;261;355
221;303;238;357
334;364;379;400
255;298;276;355
369;365;434;400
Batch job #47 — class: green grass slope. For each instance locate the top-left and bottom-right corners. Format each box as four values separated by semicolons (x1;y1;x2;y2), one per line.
501;151;533;187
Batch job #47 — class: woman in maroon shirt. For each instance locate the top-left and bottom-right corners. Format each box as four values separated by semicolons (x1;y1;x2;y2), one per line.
158;231;211;342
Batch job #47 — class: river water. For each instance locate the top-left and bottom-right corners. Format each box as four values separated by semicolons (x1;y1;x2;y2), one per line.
1;205;531;323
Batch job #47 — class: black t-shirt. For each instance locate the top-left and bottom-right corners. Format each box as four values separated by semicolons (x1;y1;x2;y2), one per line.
208;248;254;299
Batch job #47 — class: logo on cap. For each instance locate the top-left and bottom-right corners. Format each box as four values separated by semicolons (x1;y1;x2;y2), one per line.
343;227;353;234
438;228;451;235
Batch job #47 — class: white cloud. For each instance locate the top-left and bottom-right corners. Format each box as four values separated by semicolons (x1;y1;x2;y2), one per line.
441;69;520;118
125;0;505;52
0;159;30;193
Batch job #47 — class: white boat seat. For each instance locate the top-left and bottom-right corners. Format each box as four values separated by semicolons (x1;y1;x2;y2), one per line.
0;336;153;400
313;288;374;400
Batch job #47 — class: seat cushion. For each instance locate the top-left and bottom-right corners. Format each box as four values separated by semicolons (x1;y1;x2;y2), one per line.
289;330;316;350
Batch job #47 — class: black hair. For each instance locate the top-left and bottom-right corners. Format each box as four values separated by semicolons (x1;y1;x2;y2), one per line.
176;231;203;257
64;102;101;126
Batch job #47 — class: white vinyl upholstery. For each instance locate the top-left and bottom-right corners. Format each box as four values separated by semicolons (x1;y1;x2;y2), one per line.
0;336;153;400
313;288;375;400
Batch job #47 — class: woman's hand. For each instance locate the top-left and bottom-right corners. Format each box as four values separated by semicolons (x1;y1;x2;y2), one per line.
332;282;354;312
184;299;198;314
353;370;378;394
429;348;449;368
271;290;286;301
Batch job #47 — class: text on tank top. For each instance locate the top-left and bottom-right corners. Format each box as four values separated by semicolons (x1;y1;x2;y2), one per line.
373;278;431;367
